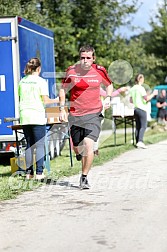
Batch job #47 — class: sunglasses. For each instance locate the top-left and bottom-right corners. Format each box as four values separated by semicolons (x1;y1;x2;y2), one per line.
80;57;92;60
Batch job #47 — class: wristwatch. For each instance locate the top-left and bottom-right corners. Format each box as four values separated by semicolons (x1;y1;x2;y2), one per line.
59;106;65;111
106;95;112;101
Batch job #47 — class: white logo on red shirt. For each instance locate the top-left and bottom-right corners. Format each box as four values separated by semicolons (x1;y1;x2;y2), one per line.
87;79;99;83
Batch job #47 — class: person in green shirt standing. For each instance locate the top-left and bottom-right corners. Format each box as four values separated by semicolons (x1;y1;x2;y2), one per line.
130;74;157;149
18;57;59;180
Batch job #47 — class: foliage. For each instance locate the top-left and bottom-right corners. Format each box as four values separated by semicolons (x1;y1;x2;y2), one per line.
142;0;167;83
0;0;167;88
40;0;139;72
41;0;77;72
0;0;45;25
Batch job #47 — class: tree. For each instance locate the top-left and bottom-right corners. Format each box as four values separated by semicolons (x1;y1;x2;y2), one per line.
41;0;77;73
143;0;167;83
40;0;139;72
1;0;158;86
101;36;159;88
0;0;45;25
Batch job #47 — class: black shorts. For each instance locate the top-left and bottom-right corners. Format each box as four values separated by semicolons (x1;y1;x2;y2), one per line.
158;109;167;119
68;113;103;146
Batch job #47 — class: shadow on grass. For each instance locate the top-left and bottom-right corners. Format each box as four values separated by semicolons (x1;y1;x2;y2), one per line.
0;158;11;166
100;143;125;149
0;171;12;177
0;152;14;166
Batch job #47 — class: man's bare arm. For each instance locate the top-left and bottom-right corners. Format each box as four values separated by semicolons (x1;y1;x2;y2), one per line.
59;88;67;121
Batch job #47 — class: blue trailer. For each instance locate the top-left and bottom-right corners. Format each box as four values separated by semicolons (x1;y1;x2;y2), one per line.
0;16;56;156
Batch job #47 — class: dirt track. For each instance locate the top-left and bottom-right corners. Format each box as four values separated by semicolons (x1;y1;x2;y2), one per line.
0;140;167;252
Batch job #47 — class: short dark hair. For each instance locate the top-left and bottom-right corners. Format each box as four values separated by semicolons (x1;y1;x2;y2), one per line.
79;45;95;57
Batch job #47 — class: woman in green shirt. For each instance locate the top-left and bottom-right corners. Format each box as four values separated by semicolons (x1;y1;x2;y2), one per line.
19;57;59;180
130;74;157;149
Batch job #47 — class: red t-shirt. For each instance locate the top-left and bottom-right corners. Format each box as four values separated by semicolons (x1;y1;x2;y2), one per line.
62;63;112;116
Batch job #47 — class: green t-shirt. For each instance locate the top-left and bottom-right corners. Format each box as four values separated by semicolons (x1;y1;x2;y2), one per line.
18;75;49;125
130;84;147;111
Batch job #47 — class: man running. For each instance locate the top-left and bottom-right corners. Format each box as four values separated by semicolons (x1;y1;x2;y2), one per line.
59;45;113;189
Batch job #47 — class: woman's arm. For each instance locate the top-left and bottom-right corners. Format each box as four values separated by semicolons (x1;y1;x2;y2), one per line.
143;89;158;102
112;87;128;97
42;95;59;105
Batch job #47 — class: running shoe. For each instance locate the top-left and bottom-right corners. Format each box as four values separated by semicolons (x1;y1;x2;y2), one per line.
79;176;90;190
136;141;147;149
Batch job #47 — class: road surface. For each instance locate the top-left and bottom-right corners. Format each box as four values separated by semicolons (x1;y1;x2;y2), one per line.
0;140;167;252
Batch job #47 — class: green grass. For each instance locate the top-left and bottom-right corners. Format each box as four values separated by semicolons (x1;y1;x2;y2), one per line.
0;127;167;201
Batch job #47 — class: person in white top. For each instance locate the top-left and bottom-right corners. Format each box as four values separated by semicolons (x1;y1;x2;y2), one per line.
129;74;158;149
19;57;59;180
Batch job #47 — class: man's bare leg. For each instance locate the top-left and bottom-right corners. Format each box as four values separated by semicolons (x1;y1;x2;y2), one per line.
79;137;94;189
82;137;94;175
73;137;95;188
73;145;83;161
